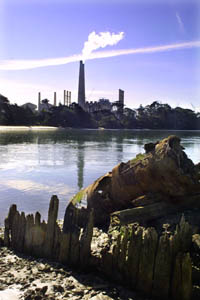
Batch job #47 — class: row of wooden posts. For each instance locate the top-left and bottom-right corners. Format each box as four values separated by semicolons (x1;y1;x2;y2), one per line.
3;195;195;300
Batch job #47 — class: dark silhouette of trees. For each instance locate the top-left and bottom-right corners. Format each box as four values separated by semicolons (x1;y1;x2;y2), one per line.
0;94;36;125
0;94;199;130
133;102;199;130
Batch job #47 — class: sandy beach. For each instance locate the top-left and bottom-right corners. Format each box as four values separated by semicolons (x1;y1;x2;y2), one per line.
0;126;59;131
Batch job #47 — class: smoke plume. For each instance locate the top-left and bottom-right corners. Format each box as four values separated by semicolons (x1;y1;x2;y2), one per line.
0;40;199;71
82;31;124;60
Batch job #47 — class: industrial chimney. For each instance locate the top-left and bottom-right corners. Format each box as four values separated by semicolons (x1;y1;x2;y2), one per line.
118;89;124;115
118;89;124;105
78;60;85;110
54;92;57;106
38;92;41;112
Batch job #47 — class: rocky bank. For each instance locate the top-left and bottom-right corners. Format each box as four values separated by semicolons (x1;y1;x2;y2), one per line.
0;228;147;300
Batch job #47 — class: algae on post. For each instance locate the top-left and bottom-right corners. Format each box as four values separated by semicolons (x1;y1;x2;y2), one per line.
71;188;87;206
130;153;145;165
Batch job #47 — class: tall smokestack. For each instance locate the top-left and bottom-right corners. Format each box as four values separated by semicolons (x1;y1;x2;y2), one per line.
66;91;69;106
54;92;57;106
69;91;71;105
64;90;66;105
118;89;124;105
118;89;124;115
38;92;41;112
78;60;85;110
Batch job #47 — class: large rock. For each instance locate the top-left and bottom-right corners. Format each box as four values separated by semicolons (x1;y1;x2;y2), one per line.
68;135;200;226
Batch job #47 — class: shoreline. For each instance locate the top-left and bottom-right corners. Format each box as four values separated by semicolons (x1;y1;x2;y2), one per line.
0;126;200;132
0;126;59;131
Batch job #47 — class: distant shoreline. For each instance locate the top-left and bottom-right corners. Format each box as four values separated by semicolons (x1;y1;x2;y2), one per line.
0;126;59;131
1;126;200;132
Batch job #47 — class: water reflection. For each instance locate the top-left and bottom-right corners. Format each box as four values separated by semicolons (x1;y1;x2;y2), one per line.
1;128;200;144
0;129;200;225
77;140;84;190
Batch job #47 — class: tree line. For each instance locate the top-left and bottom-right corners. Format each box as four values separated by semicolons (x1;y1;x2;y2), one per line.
0;94;199;130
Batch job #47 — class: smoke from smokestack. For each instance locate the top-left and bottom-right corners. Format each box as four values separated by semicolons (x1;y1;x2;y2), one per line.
82;31;124;61
1;40;200;71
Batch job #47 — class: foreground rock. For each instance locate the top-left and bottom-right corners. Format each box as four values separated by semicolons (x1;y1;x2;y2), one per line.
68;135;200;226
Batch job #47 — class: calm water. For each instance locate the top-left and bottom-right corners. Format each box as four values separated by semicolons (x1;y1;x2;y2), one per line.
0;129;200;225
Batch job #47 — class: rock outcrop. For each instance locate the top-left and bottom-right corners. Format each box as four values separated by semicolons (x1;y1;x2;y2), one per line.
69;135;200;226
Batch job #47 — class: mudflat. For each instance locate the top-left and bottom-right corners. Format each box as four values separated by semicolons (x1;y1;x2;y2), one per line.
0;245;146;300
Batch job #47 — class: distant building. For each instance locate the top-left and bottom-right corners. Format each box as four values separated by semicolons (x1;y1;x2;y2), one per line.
21;102;37;112
84;98;112;113
112;89;125;115
77;61;124;114
38;99;53;112
99;98;112;111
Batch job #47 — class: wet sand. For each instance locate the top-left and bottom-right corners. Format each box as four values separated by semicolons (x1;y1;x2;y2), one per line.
0;126;59;131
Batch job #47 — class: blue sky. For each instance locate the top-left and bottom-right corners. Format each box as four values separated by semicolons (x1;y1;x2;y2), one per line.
0;0;200;110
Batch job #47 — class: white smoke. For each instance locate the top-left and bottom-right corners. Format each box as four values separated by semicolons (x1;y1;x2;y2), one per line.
0;40;200;71
82;31;124;60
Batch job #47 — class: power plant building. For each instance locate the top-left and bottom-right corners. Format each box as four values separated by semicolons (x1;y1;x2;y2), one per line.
77;60;124;114
36;60;124;115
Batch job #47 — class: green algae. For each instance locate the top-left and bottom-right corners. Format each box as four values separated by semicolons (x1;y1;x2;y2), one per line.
71;188;87;205
130;153;145;165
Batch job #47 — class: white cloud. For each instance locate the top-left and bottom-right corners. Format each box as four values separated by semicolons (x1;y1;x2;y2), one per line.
0;40;199;71
0;54;82;71
176;12;185;33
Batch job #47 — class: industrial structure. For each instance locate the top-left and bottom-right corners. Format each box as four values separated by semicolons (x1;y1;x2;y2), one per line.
37;90;71;112
77;61;86;110
64;90;72;107
77;60;124;114
112;89;124;114
37;60;124;114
